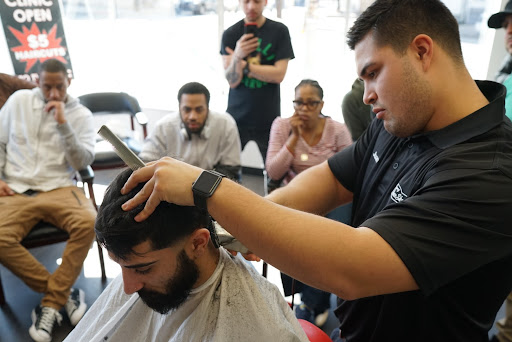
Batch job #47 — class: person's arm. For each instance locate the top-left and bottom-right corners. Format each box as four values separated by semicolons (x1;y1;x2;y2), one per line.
0;74;36;108
0;104;14;196
223;53;245;89
265;117;295;180
212;164;240;181
8;75;36;92
245;58;290;84
53;103;95;170
222;39;290;86
121;158;418;300
223;33;259;88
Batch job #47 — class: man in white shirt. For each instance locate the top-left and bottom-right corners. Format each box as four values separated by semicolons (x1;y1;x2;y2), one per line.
64;168;308;342
140;82;241;180
0;59;96;342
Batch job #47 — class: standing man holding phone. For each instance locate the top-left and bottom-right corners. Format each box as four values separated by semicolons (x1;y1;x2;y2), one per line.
220;0;294;164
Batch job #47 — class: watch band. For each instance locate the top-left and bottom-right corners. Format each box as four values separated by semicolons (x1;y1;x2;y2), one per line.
192;170;225;212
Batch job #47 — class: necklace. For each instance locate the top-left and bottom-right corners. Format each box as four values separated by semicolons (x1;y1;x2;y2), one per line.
299;117;325;162
300;129;321;162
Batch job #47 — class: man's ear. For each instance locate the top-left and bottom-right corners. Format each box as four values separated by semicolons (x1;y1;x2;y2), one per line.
186;228;211;258
410;34;434;71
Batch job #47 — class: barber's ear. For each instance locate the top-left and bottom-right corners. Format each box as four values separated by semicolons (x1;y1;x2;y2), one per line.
187;228;211;258
410;34;433;71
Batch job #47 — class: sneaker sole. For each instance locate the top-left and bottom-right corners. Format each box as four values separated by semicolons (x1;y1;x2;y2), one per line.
68;289;87;326
29;310;52;342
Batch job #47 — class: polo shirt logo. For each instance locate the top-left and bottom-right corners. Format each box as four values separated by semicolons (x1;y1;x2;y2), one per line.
373;151;380;163
391;183;408;203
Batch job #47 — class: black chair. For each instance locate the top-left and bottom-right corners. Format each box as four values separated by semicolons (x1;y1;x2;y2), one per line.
0;166;106;306
79;92;148;170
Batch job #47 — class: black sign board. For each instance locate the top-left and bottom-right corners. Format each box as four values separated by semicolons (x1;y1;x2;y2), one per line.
0;0;73;82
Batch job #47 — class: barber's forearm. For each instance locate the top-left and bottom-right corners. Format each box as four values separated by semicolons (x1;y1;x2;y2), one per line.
208;176;417;299
267;162;349;214
207;177;371;299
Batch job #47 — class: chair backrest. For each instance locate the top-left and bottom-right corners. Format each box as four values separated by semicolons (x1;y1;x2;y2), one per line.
78;92;148;170
297;319;333;342
78;92;142;117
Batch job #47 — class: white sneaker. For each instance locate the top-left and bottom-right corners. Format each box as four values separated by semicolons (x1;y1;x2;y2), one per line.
65;288;87;326
29;305;62;342
314;309;329;327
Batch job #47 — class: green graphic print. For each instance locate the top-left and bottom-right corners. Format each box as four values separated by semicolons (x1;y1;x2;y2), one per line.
243;39;275;89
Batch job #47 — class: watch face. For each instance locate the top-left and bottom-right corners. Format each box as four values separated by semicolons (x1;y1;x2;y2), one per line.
194;171;221;195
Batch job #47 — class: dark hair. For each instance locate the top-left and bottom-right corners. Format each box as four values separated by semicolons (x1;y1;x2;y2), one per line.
39;59;67;76
295;79;323;100
95;168;210;260
177;82;210;107
347;0;463;64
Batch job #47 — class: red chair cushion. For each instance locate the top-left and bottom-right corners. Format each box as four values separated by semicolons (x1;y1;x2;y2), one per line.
297;319;333;342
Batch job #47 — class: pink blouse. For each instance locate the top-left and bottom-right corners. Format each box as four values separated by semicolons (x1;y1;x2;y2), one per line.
265;116;352;184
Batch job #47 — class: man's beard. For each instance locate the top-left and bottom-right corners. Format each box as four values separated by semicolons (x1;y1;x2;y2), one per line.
183;122;205;135
137;249;199;314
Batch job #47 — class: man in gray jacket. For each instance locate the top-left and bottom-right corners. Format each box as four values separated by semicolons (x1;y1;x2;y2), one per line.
0;59;96;342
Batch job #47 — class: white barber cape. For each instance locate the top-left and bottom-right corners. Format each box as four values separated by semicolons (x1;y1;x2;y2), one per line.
65;248;308;342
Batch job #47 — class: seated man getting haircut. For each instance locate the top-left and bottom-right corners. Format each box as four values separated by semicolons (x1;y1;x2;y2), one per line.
64;168;308;342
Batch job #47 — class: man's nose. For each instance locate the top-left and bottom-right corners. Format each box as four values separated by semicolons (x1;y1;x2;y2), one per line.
122;269;144;295
188;111;199;121
363;86;376;105
49;87;59;99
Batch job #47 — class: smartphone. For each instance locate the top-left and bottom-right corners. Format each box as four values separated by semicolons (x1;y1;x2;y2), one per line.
244;23;258;37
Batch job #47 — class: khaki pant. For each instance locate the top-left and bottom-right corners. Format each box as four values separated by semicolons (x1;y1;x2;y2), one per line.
0;186;96;310
497;292;512;342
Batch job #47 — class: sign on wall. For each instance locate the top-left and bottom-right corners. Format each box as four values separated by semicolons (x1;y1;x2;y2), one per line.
0;0;73;82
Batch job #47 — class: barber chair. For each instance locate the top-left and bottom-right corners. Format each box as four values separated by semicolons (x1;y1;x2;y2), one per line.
297;319;333;342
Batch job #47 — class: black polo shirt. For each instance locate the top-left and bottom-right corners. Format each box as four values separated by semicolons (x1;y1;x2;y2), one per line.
328;81;512;342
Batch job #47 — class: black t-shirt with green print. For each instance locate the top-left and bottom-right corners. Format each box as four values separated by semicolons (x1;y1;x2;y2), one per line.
221;18;294;127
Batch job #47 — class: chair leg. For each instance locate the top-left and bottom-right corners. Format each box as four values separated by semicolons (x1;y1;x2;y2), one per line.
0;273;5;305
96;240;107;282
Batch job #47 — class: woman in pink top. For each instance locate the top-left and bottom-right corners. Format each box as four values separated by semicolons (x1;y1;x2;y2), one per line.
266;79;352;185
265;79;353;327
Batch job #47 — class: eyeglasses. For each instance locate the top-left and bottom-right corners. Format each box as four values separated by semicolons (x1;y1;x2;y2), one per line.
293;100;321;110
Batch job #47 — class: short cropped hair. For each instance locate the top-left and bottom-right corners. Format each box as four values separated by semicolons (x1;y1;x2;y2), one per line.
95;168;210;260
39;59;67;76
347;0;463;64
177;82;210;107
